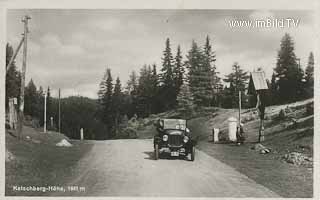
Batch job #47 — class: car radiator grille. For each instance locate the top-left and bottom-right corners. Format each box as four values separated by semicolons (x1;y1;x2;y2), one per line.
168;135;183;147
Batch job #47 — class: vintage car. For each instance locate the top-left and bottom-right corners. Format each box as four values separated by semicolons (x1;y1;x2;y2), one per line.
153;118;196;161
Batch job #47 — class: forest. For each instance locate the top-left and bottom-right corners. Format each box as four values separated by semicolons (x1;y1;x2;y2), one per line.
5;33;314;139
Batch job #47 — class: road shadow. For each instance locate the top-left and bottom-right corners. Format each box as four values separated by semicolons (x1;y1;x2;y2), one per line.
143;151;155;160
143;151;188;161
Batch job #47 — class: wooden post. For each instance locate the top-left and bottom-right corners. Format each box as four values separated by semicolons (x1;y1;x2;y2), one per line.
50;117;53;129
260;119;265;142
17;15;31;139
44;91;47;133
257;93;265;143
238;91;241;125
58;88;61;133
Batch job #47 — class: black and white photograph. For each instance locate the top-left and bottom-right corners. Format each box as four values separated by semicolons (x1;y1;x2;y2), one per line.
2;1;318;198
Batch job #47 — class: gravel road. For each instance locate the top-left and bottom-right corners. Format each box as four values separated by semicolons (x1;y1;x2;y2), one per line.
59;139;280;197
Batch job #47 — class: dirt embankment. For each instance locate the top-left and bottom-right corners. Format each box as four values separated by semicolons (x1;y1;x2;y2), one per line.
5;126;93;196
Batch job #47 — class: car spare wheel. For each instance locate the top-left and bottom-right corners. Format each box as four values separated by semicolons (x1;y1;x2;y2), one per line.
190;146;195;161
154;144;159;160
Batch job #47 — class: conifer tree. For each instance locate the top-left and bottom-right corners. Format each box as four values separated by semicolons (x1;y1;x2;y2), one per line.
186;40;212;106
224;62;249;107
274;33;303;103
173;45;184;95
203;36;220;106
151;64;160;113
159;38;176;110
305;52;314;97
98;68;114;138
126;70;138;95
24;79;37;117
177;84;195;119
5;43;21;107
113;77;122;136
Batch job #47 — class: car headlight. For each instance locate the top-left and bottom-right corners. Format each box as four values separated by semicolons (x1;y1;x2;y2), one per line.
183;136;189;143
163;135;168;141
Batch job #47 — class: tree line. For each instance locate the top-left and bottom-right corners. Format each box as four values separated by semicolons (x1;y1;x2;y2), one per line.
5;33;314;139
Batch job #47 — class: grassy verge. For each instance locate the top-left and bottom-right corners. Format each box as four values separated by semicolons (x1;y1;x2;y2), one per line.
196;116;313;198
5;126;93;196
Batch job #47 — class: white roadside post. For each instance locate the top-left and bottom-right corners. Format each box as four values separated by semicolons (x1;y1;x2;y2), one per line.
228;117;237;142
213;128;220;142
80;128;84;140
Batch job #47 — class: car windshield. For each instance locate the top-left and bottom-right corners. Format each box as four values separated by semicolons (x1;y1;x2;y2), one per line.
162;119;186;130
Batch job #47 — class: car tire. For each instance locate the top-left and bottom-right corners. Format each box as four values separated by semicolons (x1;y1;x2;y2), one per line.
154;144;159;160
190;146;195;161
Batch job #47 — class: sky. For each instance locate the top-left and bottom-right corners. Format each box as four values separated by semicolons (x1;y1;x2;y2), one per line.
6;9;315;99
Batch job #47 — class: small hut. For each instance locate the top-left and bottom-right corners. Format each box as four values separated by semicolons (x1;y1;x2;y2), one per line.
248;70;269;142
248;71;268;95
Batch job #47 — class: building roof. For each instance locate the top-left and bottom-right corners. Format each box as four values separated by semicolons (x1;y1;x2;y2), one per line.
248;71;268;94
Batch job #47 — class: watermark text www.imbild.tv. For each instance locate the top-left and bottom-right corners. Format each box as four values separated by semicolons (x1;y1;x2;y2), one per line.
228;18;300;28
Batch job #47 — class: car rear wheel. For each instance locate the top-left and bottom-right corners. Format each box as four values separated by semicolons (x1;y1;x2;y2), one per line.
190;146;195;161
154;144;159;160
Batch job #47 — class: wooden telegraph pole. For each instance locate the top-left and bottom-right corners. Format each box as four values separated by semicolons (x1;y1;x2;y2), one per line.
17;15;31;139
6;37;24;73
58;88;61;133
44;91;47;133
238;91;241;126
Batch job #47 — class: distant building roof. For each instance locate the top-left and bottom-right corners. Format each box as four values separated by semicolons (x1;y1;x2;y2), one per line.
248;71;268;94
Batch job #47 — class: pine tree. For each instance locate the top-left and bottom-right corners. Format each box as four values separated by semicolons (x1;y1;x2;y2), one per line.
98;69;108;103
136;65;154;117
224;62;249;107
113;77;122;137
186;40;212;106
126;70;138;95
274;33;303;103
173;45;184;95
5;43;21;108
203;36;220;106
24;79;37;117
160;38;174;86
270;72;279;105
177;84;195;120
98;68;114;138
151;64;160;113
305;52;314;97
159;38;176;110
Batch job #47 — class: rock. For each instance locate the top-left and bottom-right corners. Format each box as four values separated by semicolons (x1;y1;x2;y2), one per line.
32;139;41;144
283;152;307;165
251;143;271;154
56;139;73;147
305;157;313;162
5;149;15;162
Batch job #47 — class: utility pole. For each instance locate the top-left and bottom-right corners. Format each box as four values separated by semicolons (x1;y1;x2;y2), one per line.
6;37;24;73
238;90;241;126
17;15;31;139
44;91;47;133
58;88;61;133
